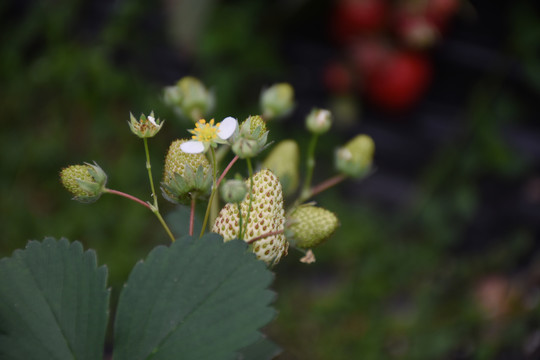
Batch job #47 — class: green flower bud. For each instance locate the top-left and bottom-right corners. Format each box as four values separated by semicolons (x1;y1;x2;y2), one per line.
240;115;267;139
60;162;107;203
260;83;294;120
213;169;289;265
231;115;269;159
262;140;299;196
335;134;375;178
128;111;164;138
220;179;247;203
163;76;215;122
306;108;332;134
288;205;339;248
161;139;212;204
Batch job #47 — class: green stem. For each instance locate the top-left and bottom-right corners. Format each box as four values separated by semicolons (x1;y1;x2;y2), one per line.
237;203;244;240
209;147;233;229
152;207;176;243
200;147;218;238
243;158;254;239
301;133;319;200
143;138;159;209
210;188;219;232
190;195;197;236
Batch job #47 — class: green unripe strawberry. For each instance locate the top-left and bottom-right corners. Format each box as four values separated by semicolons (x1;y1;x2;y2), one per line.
260;83;294;120
163;76;215;122
231;115;269;159
60;162;107;203
335;134;375;178
161;139;212;204
305;108;332;134
220;179;248;204
288;205;339;248
212;169;288;265
262;140;299;196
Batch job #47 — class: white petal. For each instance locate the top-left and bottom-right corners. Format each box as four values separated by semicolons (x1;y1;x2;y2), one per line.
147;116;158;126
217;116;238;140
180;141;205;153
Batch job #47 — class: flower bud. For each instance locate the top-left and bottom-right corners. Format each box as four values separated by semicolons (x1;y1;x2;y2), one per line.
161;139;212;204
231;138;260;159
163;76;215;122
305;108;332;134
231;115;269;159
287;205;339;248
335;134;375;178
60;162;107;203
262;140;299;196
220;179;247;203
128;111;164;138
240;115;267;139
260;83;294;120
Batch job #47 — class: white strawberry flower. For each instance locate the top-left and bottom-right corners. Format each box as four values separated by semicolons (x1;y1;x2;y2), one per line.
180;116;238;154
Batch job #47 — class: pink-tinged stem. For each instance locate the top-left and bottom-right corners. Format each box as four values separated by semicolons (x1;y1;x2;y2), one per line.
308;174;347;199
105;189;152;210
246;230;284;244
216;155;239;188
190;196;196;236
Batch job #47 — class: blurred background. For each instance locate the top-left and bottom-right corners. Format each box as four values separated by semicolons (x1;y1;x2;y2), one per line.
2;0;540;358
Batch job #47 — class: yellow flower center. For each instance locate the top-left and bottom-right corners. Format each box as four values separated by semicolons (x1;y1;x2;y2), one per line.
189;119;220;142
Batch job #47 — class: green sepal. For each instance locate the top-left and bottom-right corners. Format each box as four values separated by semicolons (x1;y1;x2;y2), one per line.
183;163;196;185
160;184;189;205
161;164;212;205
73;179;103;203
195;164;212;192
128;111;163;138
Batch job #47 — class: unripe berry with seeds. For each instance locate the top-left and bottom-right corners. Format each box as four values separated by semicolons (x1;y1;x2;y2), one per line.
213;169;288;265
60;162;107;203
161;139;212;204
288;205;339;248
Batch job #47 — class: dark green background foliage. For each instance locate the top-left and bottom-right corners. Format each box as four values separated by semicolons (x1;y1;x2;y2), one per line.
2;0;540;359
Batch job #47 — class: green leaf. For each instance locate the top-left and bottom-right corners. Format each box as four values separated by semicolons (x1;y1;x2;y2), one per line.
0;237;110;360
113;233;276;360
237;336;282;360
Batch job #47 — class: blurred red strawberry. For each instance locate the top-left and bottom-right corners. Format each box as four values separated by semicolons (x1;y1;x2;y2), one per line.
331;0;389;44
323;60;354;94
394;12;439;49
426;0;460;32
348;38;391;77
364;51;432;111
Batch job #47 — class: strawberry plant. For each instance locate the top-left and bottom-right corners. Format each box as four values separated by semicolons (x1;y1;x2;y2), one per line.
0;78;375;359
